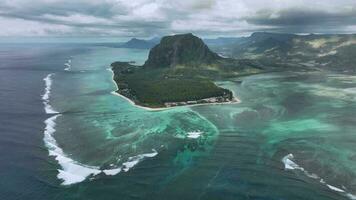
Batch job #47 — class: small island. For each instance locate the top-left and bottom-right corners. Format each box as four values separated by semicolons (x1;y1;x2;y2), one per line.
111;33;260;109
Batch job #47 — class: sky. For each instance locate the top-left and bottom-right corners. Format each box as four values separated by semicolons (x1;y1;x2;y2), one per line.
1;0;356;38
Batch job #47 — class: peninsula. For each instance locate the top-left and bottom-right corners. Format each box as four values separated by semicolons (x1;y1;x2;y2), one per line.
111;33;261;108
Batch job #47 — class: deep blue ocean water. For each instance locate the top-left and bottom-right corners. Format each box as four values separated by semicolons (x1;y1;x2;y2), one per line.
0;44;75;199
1;42;356;200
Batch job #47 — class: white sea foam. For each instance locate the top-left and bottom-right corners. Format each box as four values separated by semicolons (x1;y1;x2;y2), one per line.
64;64;71;71
103;168;122;176
122;149;158;172
282;154;304;170
347;194;356;200
282;154;356;199
42;74;52;101
42;74;59;114
41;73;159;185
327;184;346;193
43;115;102;185
186;130;203;139
43;115;158;184
44;102;58;114
64;59;72;71
104;150;158;175
42;73;102;185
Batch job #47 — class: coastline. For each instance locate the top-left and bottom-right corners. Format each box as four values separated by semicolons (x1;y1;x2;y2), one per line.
110;91;170;111
108;68;170;111
108;67;241;111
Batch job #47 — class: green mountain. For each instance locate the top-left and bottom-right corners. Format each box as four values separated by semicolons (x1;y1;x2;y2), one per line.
143;33;262;76
111;32;356;108
111;33;260;108
203;37;243;48
143;33;221;68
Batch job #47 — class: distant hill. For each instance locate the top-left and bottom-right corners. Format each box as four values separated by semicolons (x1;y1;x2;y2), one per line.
204;37;243;47
232;32;294;57
119;37;160;49
213;32;356;72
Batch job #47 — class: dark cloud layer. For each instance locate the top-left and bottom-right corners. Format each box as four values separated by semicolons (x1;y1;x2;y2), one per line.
246;8;356;27
0;0;356;37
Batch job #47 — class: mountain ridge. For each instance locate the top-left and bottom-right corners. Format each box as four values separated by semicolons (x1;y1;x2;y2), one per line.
208;32;356;72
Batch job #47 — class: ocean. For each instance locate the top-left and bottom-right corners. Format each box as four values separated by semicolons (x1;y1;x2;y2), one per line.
1;42;356;200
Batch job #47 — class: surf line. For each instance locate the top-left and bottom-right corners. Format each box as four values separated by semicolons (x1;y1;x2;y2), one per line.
41;73;158;185
282;154;356;200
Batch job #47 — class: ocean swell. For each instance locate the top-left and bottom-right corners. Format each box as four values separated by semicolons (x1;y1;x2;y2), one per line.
42;73;159;185
44;114;102;185
122;150;158;172
282;154;356;200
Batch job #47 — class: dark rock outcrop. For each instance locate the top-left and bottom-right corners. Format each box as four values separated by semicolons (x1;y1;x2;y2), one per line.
143;33;221;68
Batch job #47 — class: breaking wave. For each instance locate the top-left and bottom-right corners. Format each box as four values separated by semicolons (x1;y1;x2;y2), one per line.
186;130;203;139
42;74;59;114
42;73;158;185
282;154;356;200
64;58;71;71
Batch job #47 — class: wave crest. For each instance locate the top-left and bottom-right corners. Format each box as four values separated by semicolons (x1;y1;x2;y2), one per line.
41;73;159;185
282;154;356;200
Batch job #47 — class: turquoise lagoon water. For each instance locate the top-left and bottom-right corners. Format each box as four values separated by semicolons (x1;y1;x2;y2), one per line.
1;43;356;200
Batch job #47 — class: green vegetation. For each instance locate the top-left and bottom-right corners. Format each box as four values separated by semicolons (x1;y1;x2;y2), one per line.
111;33;261;108
112;64;232;107
111;32;356;108
209;32;356;72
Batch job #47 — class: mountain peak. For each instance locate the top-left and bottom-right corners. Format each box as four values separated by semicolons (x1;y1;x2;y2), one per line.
143;33;221;68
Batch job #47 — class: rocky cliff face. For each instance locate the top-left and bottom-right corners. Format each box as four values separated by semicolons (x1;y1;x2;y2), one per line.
143;33;221;68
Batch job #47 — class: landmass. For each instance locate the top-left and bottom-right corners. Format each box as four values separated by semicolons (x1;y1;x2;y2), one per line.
208;32;356;72
112;32;356;108
111;33;261;108
118;37;160;49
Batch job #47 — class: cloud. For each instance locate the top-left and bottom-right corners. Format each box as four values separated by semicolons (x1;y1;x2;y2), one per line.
245;7;356;26
0;16;72;36
0;0;356;37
